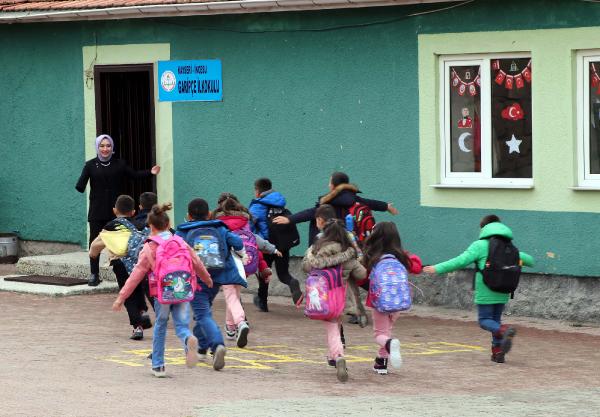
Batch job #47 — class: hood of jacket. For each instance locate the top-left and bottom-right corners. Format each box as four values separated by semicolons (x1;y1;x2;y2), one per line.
319;183;361;207
176;219;227;232
213;212;249;231
479;222;513;240
304;241;357;269
254;190;286;208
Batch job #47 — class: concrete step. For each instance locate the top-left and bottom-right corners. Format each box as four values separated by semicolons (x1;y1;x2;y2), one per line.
16;251;115;282
0;275;118;296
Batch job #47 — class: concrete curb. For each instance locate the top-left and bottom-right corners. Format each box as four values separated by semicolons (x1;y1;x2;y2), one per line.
16;251;114;282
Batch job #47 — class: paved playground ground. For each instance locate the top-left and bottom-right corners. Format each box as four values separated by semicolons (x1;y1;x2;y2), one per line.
1;285;599;417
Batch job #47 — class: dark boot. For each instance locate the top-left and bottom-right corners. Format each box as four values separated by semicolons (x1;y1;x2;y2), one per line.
87;273;101;287
289;278;303;306
494;325;517;355
373;357;388;375
255;279;269;312
491;346;505;363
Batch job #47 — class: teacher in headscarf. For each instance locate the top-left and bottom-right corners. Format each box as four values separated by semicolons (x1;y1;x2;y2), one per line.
75;134;160;286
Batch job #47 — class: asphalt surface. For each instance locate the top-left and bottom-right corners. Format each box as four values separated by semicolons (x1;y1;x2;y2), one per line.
1;281;599;417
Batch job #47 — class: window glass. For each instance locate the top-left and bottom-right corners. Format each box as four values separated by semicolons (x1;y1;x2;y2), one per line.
490;58;532;178
589;62;600;174
449;65;481;173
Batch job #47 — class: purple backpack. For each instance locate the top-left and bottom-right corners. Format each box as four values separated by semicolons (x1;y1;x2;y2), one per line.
369;254;411;313
233;224;259;276
304;264;346;321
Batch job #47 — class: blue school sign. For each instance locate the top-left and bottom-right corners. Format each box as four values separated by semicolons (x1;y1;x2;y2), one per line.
158;60;222;102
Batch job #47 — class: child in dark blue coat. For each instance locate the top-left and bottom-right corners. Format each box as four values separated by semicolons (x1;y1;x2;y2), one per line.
176;198;247;371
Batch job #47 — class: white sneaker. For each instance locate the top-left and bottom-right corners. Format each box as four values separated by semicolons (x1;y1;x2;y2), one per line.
389;338;402;369
152;366;166;378
236;321;250;348
197;349;207;361
335;357;348;382
224;325;237;340
185;335;199;368
212;345;226;371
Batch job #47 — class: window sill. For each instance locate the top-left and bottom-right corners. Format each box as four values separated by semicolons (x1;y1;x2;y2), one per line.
570;186;600;191
431;183;534;189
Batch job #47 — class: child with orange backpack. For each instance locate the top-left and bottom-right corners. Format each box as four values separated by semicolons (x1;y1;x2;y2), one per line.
112;203;213;378
301;216;366;383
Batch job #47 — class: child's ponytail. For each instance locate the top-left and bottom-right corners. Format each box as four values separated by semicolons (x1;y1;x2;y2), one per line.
147;202;172;230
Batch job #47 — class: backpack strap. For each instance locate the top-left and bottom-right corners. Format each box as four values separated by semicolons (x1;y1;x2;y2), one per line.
115;217;137;232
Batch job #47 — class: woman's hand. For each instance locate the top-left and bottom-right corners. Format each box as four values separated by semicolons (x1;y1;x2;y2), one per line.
272;216;290;225
274;249;283;257
387;203;399;215
151;165;161;175
423;265;436;274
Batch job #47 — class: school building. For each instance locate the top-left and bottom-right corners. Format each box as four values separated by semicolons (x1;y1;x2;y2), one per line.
1;0;599;320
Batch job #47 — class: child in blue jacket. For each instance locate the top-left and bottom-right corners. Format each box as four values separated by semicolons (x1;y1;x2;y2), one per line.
176;198;247;371
249;177;302;311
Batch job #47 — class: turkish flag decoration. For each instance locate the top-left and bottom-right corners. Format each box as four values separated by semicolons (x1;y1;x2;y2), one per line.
469;84;477;96
452;76;459;87
501;103;525;121
515;74;525;89
495;70;506;85
505;75;514;90
522;67;532;83
458;84;466;96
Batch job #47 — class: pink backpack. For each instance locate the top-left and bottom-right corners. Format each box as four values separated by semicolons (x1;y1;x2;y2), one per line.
148;235;197;304
304;264;346;321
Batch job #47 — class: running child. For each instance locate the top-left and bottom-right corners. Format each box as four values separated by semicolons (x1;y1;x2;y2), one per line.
112;203;213;378
212;192;261;346
89;194;151;340
249;177;302;311
314;204;367;329
362;222;422;375
301;217;366;382
423;215;534;363
176;198;248;370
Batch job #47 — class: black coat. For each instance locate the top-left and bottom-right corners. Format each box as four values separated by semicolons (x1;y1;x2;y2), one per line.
75;157;151;222
288;183;388;246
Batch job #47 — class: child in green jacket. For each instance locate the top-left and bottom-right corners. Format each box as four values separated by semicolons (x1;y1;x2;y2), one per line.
423;215;534;363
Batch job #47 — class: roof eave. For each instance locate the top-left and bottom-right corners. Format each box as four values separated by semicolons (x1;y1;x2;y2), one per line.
0;0;462;24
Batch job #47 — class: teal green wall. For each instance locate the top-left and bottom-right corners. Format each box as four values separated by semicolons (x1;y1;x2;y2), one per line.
1;0;600;275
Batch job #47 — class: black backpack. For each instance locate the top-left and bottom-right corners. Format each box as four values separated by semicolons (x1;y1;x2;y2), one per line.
260;203;300;251
476;236;521;297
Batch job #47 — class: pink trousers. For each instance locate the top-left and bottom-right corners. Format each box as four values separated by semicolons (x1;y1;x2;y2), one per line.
324;318;344;360
223;285;245;330
372;309;401;358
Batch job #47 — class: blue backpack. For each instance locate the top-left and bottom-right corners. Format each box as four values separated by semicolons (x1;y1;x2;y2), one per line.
369;254;411;313
185;227;227;270
114;218;150;274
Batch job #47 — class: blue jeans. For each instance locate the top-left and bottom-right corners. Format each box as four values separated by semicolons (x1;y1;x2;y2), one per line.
152;300;192;369
477;303;505;347
190;282;224;352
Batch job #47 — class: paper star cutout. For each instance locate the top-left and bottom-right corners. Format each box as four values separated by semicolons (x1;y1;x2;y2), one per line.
505;134;522;154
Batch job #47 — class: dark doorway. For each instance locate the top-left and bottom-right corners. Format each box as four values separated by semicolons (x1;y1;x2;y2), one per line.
94;64;156;206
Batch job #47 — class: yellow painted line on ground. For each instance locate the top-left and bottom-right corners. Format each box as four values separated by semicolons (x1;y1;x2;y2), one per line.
100;341;485;369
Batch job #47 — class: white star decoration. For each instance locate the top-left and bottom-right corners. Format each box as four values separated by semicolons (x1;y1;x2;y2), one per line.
505;134;522;154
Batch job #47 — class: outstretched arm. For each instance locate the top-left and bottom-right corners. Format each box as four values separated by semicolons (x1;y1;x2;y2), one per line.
275;206;316;225
424;241;484;275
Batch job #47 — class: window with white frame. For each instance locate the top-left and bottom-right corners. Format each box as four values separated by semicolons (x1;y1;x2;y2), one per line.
577;52;600;188
440;54;533;187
